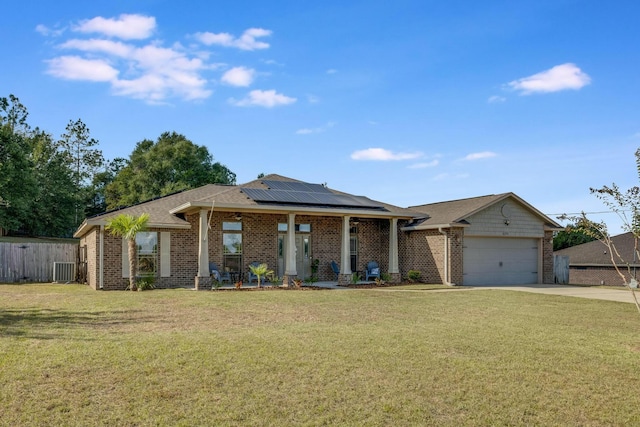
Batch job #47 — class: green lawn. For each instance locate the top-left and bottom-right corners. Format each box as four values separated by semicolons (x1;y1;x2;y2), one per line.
1;284;639;426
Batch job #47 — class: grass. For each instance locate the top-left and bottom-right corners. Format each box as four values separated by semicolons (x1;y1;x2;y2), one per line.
1;284;639;426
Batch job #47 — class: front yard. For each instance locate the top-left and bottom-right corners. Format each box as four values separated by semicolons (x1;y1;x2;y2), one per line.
1;284;639;426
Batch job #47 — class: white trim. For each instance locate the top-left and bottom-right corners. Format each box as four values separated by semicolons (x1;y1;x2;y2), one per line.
340;216;352;275
171;201;414;219
197;209;209;277
99;225;104;289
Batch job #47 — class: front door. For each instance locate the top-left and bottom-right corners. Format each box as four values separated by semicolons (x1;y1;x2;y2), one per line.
278;234;311;279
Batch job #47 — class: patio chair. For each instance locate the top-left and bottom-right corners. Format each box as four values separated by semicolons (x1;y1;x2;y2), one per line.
330;260;340;280
365;261;381;281
209;262;231;283
247;261;266;286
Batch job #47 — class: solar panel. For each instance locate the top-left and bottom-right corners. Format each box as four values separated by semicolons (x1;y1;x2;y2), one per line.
262;180;330;194
241;187;385;209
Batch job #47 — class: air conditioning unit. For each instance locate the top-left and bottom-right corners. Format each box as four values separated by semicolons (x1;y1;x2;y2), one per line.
53;262;76;283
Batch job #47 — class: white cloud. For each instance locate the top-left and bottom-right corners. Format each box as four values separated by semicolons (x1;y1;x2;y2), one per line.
507;63;591;95
407;160;439;169
296;122;336;135
35;24;65;37
42;16;275;103
230;89;296;107
45;56;118;81
351;148;423;161
326;69;338;74
462;151;497;161
488;95;506;103
60;38;134;57
74;14;156;40
194;28;271;50
221;66;255;87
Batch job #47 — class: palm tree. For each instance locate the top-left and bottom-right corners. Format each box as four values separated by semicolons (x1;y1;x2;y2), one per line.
105;213;150;291
248;263;273;288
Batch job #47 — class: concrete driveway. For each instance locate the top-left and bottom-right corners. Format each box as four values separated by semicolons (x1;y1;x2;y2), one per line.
468;283;638;304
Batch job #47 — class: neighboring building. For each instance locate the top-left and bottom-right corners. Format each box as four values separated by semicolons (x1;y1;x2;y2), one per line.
554;232;639;286
74;174;561;290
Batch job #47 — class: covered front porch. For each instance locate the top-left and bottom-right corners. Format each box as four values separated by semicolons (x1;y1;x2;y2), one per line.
190;210;404;290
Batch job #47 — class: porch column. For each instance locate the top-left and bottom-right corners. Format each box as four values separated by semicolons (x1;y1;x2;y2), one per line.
283;213;297;285
195;209;211;290
339;216;352;285
388;218;401;283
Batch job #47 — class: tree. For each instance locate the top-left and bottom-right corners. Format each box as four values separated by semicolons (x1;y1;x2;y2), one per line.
553;224;597;251
560;148;640;314
248;263;273;288
24;130;76;236
105;213;150;291
0;95;37;233
59;119;104;225
85;158;127;217
105;132;236;209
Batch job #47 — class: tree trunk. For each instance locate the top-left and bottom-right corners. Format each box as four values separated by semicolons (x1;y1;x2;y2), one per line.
128;238;137;291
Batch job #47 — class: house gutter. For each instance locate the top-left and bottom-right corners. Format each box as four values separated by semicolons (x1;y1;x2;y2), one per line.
99;225;104;289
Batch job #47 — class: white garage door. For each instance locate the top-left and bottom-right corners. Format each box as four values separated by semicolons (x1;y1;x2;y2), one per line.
463;237;538;286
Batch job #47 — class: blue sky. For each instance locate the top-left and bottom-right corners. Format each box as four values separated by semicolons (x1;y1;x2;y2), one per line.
2;0;639;233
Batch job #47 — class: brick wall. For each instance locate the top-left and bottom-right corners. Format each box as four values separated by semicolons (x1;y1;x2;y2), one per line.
542;231;554;284
569;266;633;286
400;229;445;283
449;228;464;284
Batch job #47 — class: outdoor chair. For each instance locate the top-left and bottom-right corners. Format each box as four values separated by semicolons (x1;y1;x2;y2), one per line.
209;262;231;283
365;261;380;281
330;260;340;280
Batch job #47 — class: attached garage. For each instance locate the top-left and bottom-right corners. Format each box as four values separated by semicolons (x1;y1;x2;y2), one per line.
407;193;561;286
463;237;538;286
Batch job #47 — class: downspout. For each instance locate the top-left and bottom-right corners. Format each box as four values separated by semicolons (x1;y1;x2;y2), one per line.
438;227;449;285
99;225;104;289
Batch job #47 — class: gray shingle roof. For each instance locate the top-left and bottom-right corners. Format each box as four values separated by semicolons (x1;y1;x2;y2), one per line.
410;194;509;225
555;232;640;266
74;174;418;237
408;192;561;229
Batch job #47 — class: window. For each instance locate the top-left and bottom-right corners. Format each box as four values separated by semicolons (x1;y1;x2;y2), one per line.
278;223;311;232
223;221;242;273
350;231;358;272
136;232;158;276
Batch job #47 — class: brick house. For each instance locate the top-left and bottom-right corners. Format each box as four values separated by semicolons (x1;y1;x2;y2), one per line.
74;174;560;290
554;232;639;286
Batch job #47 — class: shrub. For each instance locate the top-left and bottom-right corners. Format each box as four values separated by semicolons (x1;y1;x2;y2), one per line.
407;270;421;283
351;272;361;284
136;276;156;291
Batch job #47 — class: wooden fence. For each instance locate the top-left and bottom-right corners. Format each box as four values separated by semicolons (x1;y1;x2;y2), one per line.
0;242;79;283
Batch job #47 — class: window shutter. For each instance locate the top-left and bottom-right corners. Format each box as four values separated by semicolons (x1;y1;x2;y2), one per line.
122;238;129;278
161;232;170;277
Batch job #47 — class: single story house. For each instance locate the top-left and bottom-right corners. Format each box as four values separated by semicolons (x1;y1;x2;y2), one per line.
554;232;639;286
74;174;561;290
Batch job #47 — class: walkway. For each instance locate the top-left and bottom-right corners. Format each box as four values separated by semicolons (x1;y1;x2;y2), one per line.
466;283;639;304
